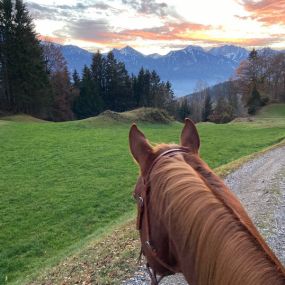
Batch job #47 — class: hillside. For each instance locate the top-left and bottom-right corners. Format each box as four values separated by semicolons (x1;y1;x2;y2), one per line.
82;108;173;125
0;105;285;284
0;114;47;123
256;103;285;118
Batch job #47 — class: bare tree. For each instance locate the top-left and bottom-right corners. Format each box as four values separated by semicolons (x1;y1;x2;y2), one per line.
42;41;67;74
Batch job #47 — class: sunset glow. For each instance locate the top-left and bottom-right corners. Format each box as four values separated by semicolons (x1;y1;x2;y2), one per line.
27;0;285;54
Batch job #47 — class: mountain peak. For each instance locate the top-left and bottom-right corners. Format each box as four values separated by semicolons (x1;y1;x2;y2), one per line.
148;53;162;59
184;45;204;52
119;46;144;56
209;45;249;63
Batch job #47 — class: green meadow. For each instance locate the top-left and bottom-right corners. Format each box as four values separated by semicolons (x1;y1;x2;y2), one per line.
0;104;285;284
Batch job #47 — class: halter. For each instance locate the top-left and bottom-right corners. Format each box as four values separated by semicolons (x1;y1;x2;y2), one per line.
134;147;189;285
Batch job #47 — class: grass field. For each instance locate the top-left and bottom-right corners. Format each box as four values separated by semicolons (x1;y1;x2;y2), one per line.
0;105;285;284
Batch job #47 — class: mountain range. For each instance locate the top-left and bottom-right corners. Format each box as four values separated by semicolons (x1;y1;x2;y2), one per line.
58;43;282;96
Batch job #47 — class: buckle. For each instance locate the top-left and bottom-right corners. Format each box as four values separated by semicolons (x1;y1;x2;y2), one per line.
138;196;144;207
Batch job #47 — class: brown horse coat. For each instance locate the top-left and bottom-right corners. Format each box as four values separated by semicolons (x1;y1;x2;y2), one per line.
129;119;285;285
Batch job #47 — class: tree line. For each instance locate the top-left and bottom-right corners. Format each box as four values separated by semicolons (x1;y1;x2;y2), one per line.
72;51;174;119
176;49;285;123
1;0;284;123
0;0;174;121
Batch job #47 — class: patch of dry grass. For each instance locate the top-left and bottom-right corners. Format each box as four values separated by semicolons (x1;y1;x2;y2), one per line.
82;108;173;125
26;220;140;285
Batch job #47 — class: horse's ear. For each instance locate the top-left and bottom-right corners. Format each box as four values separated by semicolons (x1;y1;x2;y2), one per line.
180;118;200;153
129;124;153;172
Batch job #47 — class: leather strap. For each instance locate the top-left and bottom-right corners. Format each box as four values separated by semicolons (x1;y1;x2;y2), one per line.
135;147;189;281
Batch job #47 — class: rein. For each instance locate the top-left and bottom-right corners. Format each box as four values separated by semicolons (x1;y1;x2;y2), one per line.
134;147;189;285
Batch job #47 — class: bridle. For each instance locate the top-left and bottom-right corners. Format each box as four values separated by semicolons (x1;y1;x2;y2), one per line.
133;147;189;284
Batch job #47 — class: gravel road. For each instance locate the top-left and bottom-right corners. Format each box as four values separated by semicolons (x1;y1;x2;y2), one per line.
122;146;285;285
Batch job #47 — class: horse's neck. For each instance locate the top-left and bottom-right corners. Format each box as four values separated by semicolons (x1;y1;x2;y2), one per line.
169;222;285;285
152;157;285;285
188;155;284;269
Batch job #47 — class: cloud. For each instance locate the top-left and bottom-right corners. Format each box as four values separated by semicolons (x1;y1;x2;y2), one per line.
27;2;59;20
46;17;284;52
27;1;119;21
190;35;285;47
238;35;285;46
122;0;167;16
54;19;113;41
38;35;67;45
57;2;114;11
240;0;285;25
121;0;183;20
54;18;211;44
116;22;212;42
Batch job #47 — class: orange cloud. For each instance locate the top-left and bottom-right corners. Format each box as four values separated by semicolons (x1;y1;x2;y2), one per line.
46;16;284;51
107;22;211;42
241;0;285;25
65;26;283;50
54;20;212;44
38;35;67;44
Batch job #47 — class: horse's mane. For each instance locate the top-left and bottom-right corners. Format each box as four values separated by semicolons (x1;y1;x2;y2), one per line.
149;152;284;285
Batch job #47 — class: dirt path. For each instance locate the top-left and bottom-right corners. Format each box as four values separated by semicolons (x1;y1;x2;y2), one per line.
123;146;285;285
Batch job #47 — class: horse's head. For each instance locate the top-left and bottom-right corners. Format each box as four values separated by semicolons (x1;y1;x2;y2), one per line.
129;118;200;176
130;119;285;285
129;119;200;277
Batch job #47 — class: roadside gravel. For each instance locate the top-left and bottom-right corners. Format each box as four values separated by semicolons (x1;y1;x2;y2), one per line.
122;146;285;285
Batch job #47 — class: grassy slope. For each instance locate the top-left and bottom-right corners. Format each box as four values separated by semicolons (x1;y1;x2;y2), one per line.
0;114;47;123
0;105;285;284
256;103;285;117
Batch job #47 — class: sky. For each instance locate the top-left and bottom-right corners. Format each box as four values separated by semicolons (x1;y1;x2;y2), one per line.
26;0;285;55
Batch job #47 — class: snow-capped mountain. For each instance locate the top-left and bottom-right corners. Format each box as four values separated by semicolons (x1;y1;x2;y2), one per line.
108;45;240;95
209;45;248;64
148;53;162;59
60;45;93;74
52;43;281;96
111;46;148;72
258;47;281;57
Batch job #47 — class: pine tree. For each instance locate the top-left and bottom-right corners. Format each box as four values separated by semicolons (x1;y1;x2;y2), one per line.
248;48;258;61
150;70;160;107
0;0;14;110
166;81;174;101
103;51;132;111
115;61;133;111
202;93;212;121
142;69;151;107
164;81;175;114
90;51;104;109
0;0;51;116
247;86;262;115
135;67;145;107
104;51;117;110
178;98;192;121
72;70;80;89
73;65;103;119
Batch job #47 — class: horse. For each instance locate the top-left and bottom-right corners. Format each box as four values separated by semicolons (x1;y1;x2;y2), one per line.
129;119;285;285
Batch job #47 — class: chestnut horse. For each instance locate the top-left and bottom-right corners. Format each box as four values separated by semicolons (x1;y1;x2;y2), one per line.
129;119;285;285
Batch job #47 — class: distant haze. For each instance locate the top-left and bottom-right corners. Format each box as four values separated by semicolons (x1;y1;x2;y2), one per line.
59;43;284;96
